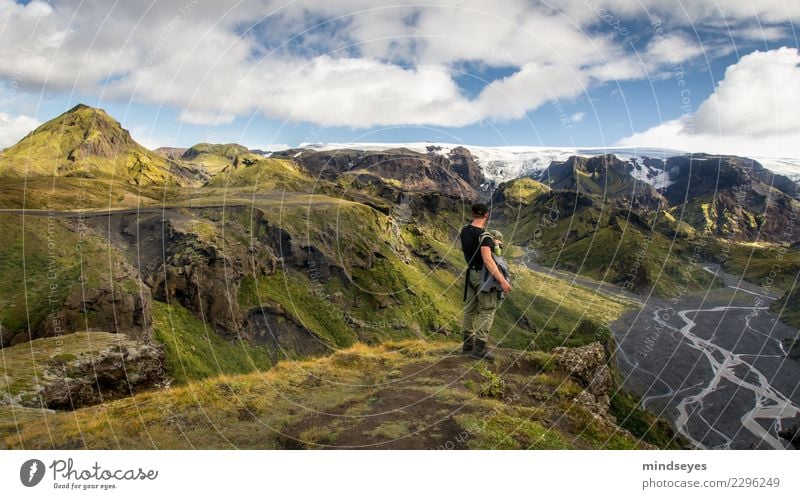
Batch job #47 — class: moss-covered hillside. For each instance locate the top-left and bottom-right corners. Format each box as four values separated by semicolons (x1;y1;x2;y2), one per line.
2;340;684;450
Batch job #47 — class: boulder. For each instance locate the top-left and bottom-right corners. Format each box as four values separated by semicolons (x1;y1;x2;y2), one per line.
30;339;166;411
553;341;614;414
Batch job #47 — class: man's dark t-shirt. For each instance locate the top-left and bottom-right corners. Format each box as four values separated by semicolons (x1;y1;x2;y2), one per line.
460;224;495;269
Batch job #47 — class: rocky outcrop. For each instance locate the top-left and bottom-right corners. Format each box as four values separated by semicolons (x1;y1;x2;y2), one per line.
3;332;167;411
104;210;272;337
778;423;800;448
447;146;485;187
35;341;165;411
0;259;153;348
242;304;330;362
552;341;614;415
147;243;244;336
538;154;666;211
35;284;152;343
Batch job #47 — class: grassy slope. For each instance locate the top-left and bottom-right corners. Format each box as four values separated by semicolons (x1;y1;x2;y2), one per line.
0;215;137;335
204;157;312;191
539;224;715;297
703;240;800;326
152;301;275;385
711;240;800;291
3;340;662;450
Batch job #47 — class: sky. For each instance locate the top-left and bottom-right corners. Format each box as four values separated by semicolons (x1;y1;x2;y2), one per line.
0;0;799;159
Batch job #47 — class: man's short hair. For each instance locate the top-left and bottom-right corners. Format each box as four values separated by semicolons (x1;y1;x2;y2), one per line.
471;203;489;216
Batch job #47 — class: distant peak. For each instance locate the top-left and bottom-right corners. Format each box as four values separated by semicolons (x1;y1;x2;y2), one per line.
68;103;92;112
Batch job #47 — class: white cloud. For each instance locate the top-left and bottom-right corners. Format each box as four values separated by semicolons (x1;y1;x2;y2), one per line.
570;112;586;124
694;47;800;136
643;34;705;67
251;143;292;152
178;110;237;126
0;112;39;148
618;47;800;159
0;0;794;131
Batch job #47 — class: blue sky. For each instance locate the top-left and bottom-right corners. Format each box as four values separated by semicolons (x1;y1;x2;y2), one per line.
1;1;800;158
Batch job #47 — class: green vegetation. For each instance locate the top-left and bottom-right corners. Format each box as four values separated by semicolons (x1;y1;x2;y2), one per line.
771;284;800;328
455;412;570;450
3;340;655;450
538;223;716;297
711;241;800;292
0;178;179;210
472;366;506;398
204;157;311;191
179;143;255;176
238;272;357;349
152;301;274;385
541;155;650;199
493;265;635;350
498;177;549;205
0;104;734;451
498;196;717;297
609;390;689;450
0;215;136;335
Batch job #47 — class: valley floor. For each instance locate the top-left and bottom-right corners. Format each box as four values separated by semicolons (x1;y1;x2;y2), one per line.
613;265;800;449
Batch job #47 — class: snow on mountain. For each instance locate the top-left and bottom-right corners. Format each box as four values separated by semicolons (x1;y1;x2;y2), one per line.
626;160;674;190
298;142;798;189
753;157;800;181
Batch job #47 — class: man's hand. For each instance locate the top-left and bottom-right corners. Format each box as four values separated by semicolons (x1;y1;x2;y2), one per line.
500;279;511;293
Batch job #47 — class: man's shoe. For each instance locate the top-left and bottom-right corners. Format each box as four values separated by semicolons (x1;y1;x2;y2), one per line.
461;332;475;354
469;339;495;361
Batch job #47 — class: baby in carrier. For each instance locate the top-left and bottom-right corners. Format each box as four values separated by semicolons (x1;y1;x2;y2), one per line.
479;229;511;300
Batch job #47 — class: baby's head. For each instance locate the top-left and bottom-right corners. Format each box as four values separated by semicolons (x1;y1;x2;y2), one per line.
490;230;503;256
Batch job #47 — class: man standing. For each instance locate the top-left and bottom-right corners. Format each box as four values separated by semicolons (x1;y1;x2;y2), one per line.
460;203;511;360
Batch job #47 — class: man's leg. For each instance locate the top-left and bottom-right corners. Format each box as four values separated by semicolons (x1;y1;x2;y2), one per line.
461;270;479;353
470;288;497;360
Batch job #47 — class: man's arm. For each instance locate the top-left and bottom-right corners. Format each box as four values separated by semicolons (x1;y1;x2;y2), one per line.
481;246;511;293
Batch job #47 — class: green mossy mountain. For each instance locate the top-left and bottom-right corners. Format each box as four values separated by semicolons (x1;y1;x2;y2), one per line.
178;142;265;177
0;104;203;187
